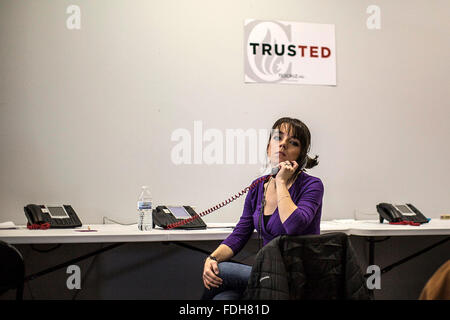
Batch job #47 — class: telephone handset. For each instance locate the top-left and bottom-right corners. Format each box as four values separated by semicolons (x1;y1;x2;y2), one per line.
271;166;280;177
271;158;307;177
24;204;82;229
376;203;429;226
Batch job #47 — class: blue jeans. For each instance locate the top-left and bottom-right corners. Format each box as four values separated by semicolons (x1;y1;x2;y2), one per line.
201;262;252;300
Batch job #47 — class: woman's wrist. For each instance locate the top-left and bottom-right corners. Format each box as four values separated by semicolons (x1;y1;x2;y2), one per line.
206;255;219;263
275;178;287;187
277;195;290;203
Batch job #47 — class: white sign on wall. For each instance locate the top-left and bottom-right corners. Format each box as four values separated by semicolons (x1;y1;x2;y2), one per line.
244;19;336;86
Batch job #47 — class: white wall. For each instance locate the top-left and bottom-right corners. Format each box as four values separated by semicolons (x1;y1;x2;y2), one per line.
1;0;449;225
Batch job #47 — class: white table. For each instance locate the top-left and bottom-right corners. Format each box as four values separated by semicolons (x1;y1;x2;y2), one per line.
1;219;449;283
322;219;450;236
1;219;450;244
324;219;450;274
0;223;237;244
0;221;356;244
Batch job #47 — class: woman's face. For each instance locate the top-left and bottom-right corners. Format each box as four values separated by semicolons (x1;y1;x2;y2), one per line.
267;123;302;166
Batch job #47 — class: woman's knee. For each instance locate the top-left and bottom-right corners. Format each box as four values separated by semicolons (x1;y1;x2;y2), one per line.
217;262;244;282
217;262;234;274
217;262;252;286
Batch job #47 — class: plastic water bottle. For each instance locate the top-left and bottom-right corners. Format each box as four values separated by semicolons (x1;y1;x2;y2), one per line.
137;186;153;231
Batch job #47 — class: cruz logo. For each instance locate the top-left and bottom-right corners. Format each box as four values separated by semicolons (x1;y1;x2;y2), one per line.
244;19;336;85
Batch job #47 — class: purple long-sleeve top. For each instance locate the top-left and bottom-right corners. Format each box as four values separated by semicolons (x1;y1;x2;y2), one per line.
221;171;324;255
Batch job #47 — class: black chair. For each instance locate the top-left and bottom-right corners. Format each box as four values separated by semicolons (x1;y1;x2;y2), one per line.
0;241;24;300
244;232;373;300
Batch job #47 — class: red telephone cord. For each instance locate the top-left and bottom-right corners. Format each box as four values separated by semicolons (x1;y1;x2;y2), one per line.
166;175;271;230
389;221;421;227
27;222;51;230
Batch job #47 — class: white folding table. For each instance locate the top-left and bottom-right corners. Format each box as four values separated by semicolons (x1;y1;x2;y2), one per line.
1;219;449;284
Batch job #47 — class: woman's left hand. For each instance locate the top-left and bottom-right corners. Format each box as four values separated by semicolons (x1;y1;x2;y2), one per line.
275;161;299;185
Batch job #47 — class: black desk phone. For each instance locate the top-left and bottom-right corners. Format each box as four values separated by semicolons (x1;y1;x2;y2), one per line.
24;204;82;229
376;203;429;225
153;205;207;230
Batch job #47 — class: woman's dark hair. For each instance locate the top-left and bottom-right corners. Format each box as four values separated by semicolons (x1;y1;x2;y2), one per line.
266;117;319;178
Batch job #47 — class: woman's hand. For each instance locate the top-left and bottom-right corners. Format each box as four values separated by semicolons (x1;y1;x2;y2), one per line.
202;258;223;290
275;160;299;185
